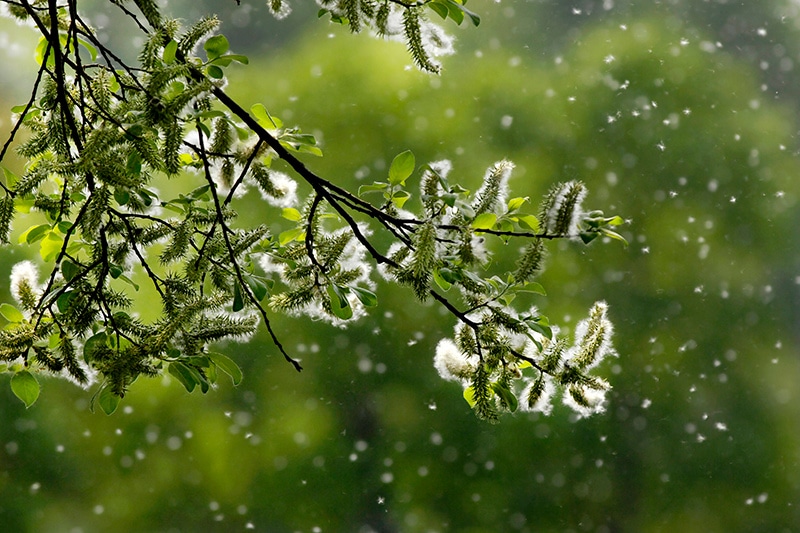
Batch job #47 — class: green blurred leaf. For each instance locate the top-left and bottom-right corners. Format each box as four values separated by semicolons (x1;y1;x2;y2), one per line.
463;386;477;408
162;40;178;64
232;282;244;312
279;227;305;246
358;182;389;196
245;275;268;302
433;268;452;291
281;207;302;222
56;291;75;313
517;214;539;232
11;371;39;408
351;286;378;307
600;228;629;245
97;385;120;415
391;190;411;209
507;196;528;211
251;103;282;129
83;331;108;361
61;260;80;282
209;352;243;385
203;34;229;60
327;284;353;320
0;303;24;323
168;362;198;393
19;223;50;244
472;212;497;230
388;150;415;185
492;382;518;412
206;65;224;79
39;232;63;262
520;281;546;295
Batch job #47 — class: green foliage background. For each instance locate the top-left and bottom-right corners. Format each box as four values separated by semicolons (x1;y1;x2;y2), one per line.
1;1;799;531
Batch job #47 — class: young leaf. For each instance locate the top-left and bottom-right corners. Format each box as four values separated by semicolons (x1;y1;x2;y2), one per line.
0;303;24;323
232;282;244;312
61;260;80;282
472;212;497;230
19;224;50;244
168;362;198;393
327;284;353;320
39;232;64;262
492;382;518;412
162;40;178;64
463;386;478;408
281;207;302;222
520;281;546;295
507;196;528;211
209;352;243;385
433;268;452;291
251;103;282;129
279;227;305;246
204;34;230;60
206;65;224;79
11;371;40;408
517;214;539;231
388;150;415;186
97;385;120;415
350;286;378;307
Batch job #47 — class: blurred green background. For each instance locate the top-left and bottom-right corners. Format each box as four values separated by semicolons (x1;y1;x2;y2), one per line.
1;1;799;531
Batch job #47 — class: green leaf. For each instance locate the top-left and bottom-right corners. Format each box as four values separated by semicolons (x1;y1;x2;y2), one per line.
520;281;546;295
245;275;268;302
492;382;518;412
278;227;305;246
114;189;130;206
388;150;415;186
11;371;40;408
204;34;230;60
2;166;20;187
209;352;243;386
251;103;282;129
0;303;24;323
433;268;452;291
206;65;224;79
448;0;481;26
77;37;98;61
227;53;249;64
358;182;389;196
232;282;244;312
97;385;120;415
281;207;302;222
507;196;528;212
61;260;80;282
471;212;497;230
391;190;411;209
428;1;449;19
600;228;629;245
19;223;50;244
162;39;178;64
83;331;108;361
168;362;198;393
39;231;63;262
350;286;378;307
115;273;140;291
326;284;353;320
517;214;539;232
56;291;75;313
463;386;477;408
